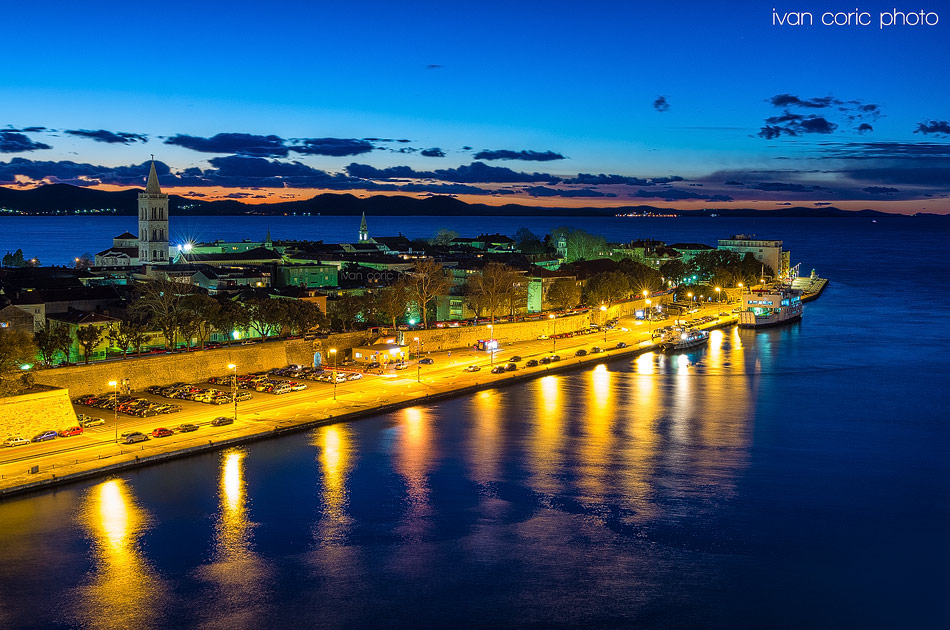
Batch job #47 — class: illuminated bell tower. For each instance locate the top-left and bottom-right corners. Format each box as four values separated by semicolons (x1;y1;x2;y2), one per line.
138;158;169;264
359;211;369;242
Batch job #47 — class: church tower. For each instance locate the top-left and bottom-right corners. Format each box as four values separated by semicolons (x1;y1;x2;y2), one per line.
138;159;169;264
358;211;369;242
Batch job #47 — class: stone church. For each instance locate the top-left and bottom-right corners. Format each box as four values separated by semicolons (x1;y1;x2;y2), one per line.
95;161;170;267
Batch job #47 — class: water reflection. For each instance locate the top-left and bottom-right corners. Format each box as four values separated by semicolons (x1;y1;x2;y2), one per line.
577;365;614;497
470;390;502;484
314;424;354;545
393;407;434;539
196;449;269;629
527;375;567;493
76;479;163;630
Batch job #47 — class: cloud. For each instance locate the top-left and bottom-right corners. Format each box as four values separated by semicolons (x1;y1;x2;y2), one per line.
653;96;670;112
863;186;899;194
65;129;147;144
3;126;47;133
819;141;950;160
761;94;879;138
345;161;559;184
165;133;289;157
758;115;837;139
915;120;950;137
633;188;732;202
769;94;837;109
562;173;684;186
745;182;822;192
472;149;565;161
425;64;443;70
814;202;833;206
0;132;51;153
420;147;445;157
723;180;744;186
524;186;616;198
857;123;873;134
289;137;375;156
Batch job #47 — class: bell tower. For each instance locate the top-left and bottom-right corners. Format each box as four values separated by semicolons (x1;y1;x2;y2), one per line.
138;158;169;264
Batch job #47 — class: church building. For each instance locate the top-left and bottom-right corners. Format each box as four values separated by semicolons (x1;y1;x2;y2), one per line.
95;160;170;267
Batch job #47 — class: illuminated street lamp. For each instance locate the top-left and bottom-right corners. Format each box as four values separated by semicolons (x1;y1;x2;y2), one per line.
737;282;743;303
645;299;652;338
108;380;118;443
600;304;608;343
549;314;556;353
414;336;420;359
715;286;721;303
227;363;238;423
329;349;338;400
687;291;693;308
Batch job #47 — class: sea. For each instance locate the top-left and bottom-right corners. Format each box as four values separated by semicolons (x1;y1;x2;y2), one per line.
0;215;948;628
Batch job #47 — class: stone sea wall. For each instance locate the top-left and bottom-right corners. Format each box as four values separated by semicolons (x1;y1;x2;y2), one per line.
0;388;76;439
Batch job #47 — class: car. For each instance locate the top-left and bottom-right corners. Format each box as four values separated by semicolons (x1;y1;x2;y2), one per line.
151;427;174;438
344;373;362;381
31;430;58;443
537;334;549;340
289;381;309;390
80;417;106;428
539;356;551;365
419;357;434;365
505;363;517;372
551;355;561;362
490;365;506;374
393;362;408;370
240;340;257;345
509;356;522;362
366;361;381;370
176;423;199;433
525;359;539;367
719;312;731;317
590;347;604;354
58;426;84;437
615;342;628;349
3;437;30;447
211;416;234;426
575;349;588;356
123;432;148;444
464;365;482;372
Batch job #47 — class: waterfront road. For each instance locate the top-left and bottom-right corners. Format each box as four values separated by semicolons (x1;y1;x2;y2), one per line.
0;301;739;494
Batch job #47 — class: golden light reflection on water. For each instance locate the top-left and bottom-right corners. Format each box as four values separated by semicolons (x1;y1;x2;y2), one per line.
77;479;162;630
527;375;566;493
218;450;250;554
394;407;433;530
315;424;354;545
470;391;501;483
576;365;614;496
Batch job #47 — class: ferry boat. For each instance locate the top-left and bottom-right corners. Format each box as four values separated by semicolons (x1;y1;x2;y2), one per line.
738;286;803;328
658;326;709;352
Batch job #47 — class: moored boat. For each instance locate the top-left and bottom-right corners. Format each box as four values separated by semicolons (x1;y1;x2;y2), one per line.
738;286;803;328
658;326;709;352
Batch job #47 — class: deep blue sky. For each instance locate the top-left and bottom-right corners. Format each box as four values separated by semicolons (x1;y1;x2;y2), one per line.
1;1;948;212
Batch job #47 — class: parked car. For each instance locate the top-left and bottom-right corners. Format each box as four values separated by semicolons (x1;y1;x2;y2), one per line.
539;356;551;365
176;423;199;433
80;417;106;428
211;416;234;426
3;437;30;447
490;365;506;374
123;432;148;444
550;355;561;362
151;427;174;438
615;342;628;349
419;358;434;365
525;359;539;367
345;373;363;381
590;347;604;354
393;362;408;370
366;361;381;370
58;426;84;437
31;430;58;443
505;363;517;372
537;334;549;340
464;365;481;372
575;349;588;356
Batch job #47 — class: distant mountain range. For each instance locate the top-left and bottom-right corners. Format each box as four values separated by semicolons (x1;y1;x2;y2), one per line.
0;183;934;218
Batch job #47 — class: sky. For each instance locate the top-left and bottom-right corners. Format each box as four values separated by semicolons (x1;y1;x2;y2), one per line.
1;0;948;213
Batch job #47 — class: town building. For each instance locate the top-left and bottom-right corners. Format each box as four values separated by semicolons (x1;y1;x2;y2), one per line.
138;160;169;264
717;235;789;279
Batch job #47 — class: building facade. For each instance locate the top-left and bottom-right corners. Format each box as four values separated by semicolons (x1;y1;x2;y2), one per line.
138;161;169;264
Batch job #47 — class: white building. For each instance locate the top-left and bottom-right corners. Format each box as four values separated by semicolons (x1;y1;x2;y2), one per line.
717;234;790;279
138;160;169;264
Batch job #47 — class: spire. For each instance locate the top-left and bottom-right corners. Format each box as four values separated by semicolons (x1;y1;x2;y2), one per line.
145;158;161;194
265;227;272;248
359;211;368;242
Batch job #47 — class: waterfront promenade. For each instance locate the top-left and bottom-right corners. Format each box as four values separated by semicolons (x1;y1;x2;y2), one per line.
0;293;804;499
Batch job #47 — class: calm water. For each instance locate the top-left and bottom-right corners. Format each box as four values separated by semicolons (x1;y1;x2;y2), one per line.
0;216;948;628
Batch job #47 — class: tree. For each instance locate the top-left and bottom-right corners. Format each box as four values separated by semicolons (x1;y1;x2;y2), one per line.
545;278;581;310
246;298;286;341
181;292;220;349
74;252;94;270
409;259;451;329
283;300;327;336
429;228;459;246
467;262;522;324
327;294;364;332
659;259;689;285
584;271;631;306
514;227;545;254
375;277;412;329
0;328;37;395
1;249;26;268
107;319;148;359
135;278;193;350
549;227;607;263
211;299;251;346
34;320;71;365
618;258;664;295
75;324;105;364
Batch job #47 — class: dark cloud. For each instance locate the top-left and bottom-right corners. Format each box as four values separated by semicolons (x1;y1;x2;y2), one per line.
746;182;822;192
915;120;950;137
758;116;837;139
723;180;744;186
420;147;445;157
65;129;147;144
776;202;793;206
814;202;833;206
425;64;443;70
461;146;472;151
390;147;418;154
289;137;375;156
761;94;878;138
0;158;175;186
819;142;950;160
653;96;670;112
346;161;559;184
398;183;491;196
562;173;684;186
524;186;616;198
857;123;873;134
165;133;288;157
842;167;950;187
770;94;837;109
633;188;732;202
224;192;255;199
473;149;565;162
0;132;51;153
183;191;207;197
863;186;899;194
3;126;47;133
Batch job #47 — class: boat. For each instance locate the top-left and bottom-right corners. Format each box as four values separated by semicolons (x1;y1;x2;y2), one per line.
738;286;803;328
657;326;709;352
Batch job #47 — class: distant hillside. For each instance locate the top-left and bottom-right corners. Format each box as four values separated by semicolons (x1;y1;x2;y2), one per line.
0;183;914;219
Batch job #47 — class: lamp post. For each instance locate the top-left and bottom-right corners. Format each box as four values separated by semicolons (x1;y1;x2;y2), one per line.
645;299;652;339
549;314;556;353
227;363;238;424
736;282;743;303
329;349;337;400
715;286;721;304
109;380;118;443
600;304;607;343
414;336;420;360
487;325;494;365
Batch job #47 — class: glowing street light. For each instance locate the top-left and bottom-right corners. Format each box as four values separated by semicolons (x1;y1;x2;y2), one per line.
645;299;652;338
715;286;721;303
329;349;338;400
108;380;118;443
600;304;608;343
227;363;238;423
549;313;556;353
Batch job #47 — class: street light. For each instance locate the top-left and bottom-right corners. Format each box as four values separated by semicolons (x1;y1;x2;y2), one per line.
645;299;652;339
487;324;494;365
549;314;556;353
715;286;721;303
227;363;238;424
329;349;337;400
687;291;693;309
737;282;743;303
109;380;118;443
414;336;420;360
600;304;607;343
